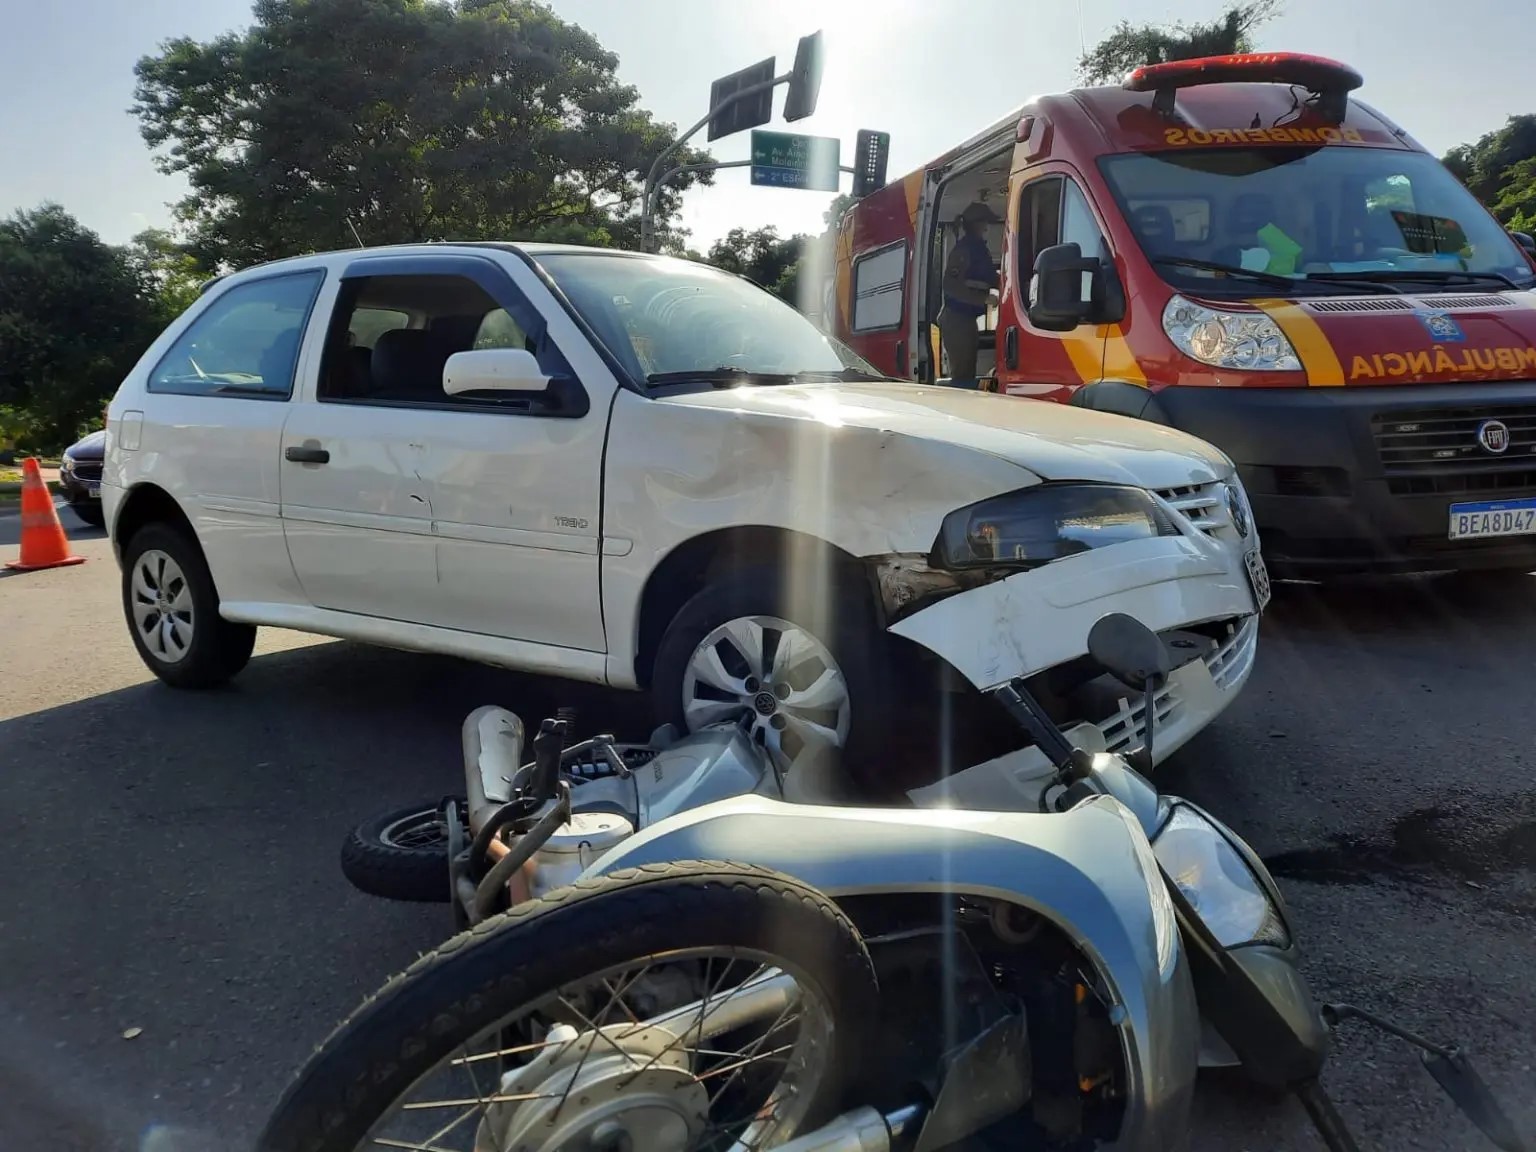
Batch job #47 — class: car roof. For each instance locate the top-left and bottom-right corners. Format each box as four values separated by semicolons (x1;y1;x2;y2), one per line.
212;241;682;288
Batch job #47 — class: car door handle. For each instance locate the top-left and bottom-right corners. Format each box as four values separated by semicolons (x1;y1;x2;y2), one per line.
284;445;330;464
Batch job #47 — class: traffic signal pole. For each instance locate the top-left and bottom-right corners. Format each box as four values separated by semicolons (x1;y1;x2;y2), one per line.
640;74;788;254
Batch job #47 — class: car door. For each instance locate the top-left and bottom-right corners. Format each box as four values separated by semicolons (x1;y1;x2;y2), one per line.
284;250;613;652
278;268;440;624
997;173;1112;400
133;267;326;608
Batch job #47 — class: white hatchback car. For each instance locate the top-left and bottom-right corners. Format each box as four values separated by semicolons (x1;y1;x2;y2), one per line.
103;243;1266;787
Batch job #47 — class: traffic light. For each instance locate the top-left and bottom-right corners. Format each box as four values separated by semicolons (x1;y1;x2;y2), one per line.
852;129;890;199
782;31;824;123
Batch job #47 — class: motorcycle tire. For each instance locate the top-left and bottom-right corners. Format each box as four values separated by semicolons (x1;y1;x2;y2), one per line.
258;861;881;1152
339;801;463;904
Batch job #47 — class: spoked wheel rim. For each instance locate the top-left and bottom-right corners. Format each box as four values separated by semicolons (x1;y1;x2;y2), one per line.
680;616;851;777
130;549;194;664
379;809;453;853
356;947;835;1152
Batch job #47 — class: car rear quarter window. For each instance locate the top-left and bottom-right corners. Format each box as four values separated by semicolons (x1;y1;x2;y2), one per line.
148;270;325;400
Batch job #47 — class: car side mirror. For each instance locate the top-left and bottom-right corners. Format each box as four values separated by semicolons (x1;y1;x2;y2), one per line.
1028;243;1100;332
1513;231;1536;256
443;348;551;396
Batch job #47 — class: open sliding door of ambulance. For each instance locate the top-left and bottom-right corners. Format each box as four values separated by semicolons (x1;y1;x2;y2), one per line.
910;114;1021;386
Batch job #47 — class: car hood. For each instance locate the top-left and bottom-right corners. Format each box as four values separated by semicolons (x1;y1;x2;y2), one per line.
66;429;106;459
654;381;1232;489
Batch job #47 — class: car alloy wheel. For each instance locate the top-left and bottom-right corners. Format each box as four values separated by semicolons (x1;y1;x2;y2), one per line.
129;548;195;664
680;615;851;777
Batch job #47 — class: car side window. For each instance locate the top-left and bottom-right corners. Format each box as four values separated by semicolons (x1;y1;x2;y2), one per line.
473;308;532;350
1062;179;1106;256
148;271;324;399
1015;177;1064;283
318;270;568;412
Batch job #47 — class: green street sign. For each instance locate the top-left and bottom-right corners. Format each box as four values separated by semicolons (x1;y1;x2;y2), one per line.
750;130;840;193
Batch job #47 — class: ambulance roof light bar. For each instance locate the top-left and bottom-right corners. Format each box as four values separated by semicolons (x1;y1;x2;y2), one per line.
1124;52;1364;120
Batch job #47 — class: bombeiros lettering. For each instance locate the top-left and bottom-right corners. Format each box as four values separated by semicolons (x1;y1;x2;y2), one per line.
1162;126;1367;146
1349;346;1536;380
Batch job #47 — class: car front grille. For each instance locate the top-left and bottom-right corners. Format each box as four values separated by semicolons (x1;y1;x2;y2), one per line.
1099;615;1257;754
1157;481;1239;542
1370;404;1536;497
71;461;103;482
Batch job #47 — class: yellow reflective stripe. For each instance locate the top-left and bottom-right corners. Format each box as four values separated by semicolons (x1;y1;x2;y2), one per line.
1252;298;1345;386
1101;324;1147;385
1062;330;1102;382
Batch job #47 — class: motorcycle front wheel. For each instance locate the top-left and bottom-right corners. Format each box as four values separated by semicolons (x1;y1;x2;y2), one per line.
258;860;881;1152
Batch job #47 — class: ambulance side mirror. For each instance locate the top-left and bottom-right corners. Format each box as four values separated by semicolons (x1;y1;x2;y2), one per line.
1513;231;1536;256
1029;243;1101;332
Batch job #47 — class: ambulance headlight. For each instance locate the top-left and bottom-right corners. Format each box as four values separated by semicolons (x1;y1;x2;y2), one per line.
1163;295;1302;373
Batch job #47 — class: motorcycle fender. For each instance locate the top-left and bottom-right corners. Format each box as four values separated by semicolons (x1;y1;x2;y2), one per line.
583;794;1199;1149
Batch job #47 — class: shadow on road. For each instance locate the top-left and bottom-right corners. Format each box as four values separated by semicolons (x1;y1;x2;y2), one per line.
0;640;653;1151
1265;569;1536;637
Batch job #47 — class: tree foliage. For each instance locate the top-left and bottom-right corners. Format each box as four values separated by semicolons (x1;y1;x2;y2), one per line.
1443;115;1536;233
705;226;807;300
133;0;712;269
1077;1;1281;86
0;206;170;448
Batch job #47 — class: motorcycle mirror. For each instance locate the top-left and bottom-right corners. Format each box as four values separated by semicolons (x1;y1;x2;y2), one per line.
1422;1049;1532;1152
1087;613;1171;691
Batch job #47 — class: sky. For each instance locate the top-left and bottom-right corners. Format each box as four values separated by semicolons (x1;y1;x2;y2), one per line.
0;0;1530;253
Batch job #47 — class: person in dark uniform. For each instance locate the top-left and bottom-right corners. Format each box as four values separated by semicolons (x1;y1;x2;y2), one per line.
936;201;999;388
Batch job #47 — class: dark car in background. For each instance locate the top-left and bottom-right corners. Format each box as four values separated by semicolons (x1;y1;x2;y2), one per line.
59;429;105;527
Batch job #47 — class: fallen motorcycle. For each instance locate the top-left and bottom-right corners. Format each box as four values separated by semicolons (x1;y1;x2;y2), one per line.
284;615;1528;1152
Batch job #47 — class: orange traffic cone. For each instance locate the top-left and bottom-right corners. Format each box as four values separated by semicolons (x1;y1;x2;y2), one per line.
4;457;86;572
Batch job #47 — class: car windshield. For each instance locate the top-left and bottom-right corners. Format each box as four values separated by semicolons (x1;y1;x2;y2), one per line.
1099;146;1536;297
535;251;884;387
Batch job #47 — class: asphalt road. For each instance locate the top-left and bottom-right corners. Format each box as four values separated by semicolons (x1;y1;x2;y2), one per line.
1;507;1532;1152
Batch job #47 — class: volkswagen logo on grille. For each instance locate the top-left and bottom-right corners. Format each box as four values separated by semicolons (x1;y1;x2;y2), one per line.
1476;419;1511;455
1225;482;1250;538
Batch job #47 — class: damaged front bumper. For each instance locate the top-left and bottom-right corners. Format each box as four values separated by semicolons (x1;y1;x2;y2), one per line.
876;522;1262;794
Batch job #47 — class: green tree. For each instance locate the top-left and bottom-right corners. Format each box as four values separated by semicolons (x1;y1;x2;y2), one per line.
125;228;207;324
0;205;162;447
1077;1;1281;86
824;192;857;226
1490;157;1536;233
133;0;712;269
1443;114;1536;229
705;226;808;302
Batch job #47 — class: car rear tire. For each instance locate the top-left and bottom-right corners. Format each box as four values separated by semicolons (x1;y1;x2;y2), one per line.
651;566;893;792
121;522;256;689
69;502;104;528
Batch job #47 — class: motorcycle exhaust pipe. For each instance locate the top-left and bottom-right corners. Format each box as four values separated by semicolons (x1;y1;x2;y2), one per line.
461;705;527;835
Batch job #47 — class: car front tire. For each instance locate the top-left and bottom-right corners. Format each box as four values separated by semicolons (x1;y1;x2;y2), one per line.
651;566;893;792
121;522;257;689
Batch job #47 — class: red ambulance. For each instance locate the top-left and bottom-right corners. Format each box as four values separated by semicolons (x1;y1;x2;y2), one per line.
830;53;1536;577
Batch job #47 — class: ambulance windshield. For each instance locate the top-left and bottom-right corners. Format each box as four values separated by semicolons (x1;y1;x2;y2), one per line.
1099;146;1535;296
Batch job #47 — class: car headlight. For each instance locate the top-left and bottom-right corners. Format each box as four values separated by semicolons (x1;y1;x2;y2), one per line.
1162;295;1302;373
61;452;76;472
933;484;1181;571
1152;803;1288;949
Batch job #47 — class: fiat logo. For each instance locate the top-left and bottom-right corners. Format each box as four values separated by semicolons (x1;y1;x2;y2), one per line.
1476;420;1510;455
